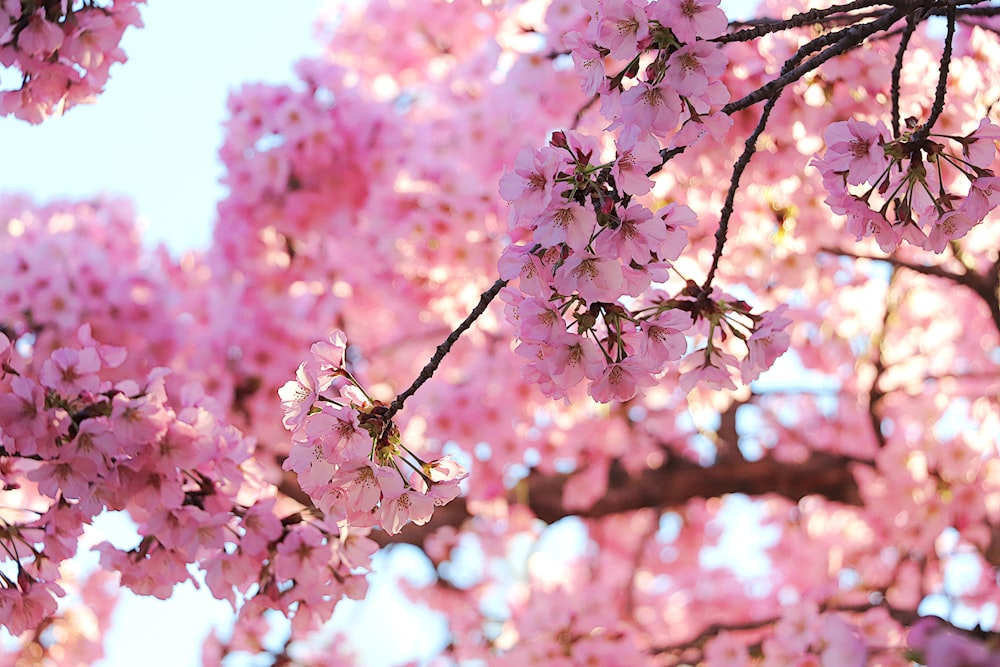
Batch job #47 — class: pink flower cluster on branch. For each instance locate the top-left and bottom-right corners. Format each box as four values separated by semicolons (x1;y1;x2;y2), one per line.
499;129;791;402
815;117;1000;252
0;1;143;123
280;330;468;535
0;321;379;636
569;0;731;145
495;0;798;401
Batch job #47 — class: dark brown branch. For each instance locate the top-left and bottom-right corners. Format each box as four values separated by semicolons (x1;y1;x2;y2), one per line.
701;87;780;295
821;246;1000;333
890;11;920;137
380;449;865;547
722;1;996;42
913;3;956;143
723;8;907;115
653;604;1000;659
0;448;43;461
718;0;898;44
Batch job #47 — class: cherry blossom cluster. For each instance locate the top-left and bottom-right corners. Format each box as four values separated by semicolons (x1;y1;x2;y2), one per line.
0;0;142;123
815;117;1000;253
280;330;468;535
907;616;1000;667
499;130;791;402
704;604;870;665
0;323;378;637
567;0;732;146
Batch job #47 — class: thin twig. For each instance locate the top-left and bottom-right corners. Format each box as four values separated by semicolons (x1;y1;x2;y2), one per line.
650;8;906;179
700;91;781;295
648;145;688;177
913;3;956;143
383;278;508;421
867;267;896;449
890;11;920;138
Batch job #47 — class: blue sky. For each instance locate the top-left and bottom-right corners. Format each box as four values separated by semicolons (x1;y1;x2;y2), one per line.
0;0;325;253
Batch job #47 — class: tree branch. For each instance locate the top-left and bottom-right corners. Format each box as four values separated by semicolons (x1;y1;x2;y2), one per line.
912;3;956;143
891;10;920;137
383;277;508;422
821;246;1000;333
380;449;865;547
722;7;907;115
719;0;899;44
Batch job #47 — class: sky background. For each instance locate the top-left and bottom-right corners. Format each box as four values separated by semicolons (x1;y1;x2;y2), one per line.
0;1;769;666
0;0;325;254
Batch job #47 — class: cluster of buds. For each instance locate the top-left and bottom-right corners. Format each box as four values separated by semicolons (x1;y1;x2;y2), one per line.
279;331;468;535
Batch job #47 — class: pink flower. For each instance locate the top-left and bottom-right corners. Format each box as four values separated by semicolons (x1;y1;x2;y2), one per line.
593;203;663;264
0;582;59;636
28;456;99;500
204;551;257;607
962;176;1000;221
0;375;51;443
331;525;378;571
499;243;555;297
773;601;820;654
514;296;566;344
521;332;605;398
664;42;728;98
818;614;867;667
499;147;567;221
612;124;662;195
39;346;103;395
17;10;64;57
309;329;348;388
564;31;606;96
619;80;683;136
534;202;597;251
961;118;1000;168
740;305;792;383
588;357;656;402
704;631;750;667
827;189;901;252
273;524;331;582
329;459;397;518
111;394;172;449
926;208;976;253
61;13;119;70
239;498;283;556
554;252;626;303
821;119;891;186
679;349;738;391
590;0;650;60
626;309;692;372
278;362;320;431
377;472;435;535
650;0;729;43
0;332;11;375
424;456;469;506
657;202;696;260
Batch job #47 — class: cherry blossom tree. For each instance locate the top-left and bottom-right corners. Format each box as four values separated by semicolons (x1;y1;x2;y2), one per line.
2;0;1000;664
